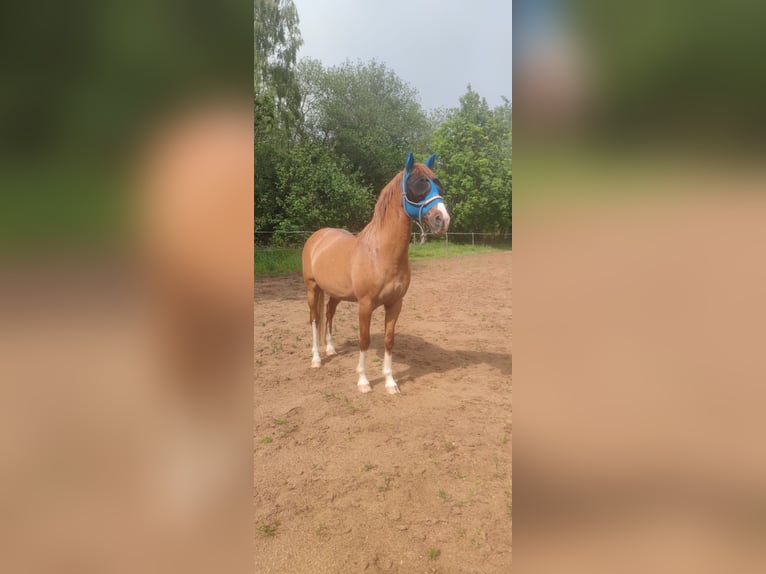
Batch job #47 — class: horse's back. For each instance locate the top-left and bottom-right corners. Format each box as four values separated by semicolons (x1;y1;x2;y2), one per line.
302;228;357;299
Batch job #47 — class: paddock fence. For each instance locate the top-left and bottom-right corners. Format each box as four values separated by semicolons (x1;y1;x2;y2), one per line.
254;230;512;252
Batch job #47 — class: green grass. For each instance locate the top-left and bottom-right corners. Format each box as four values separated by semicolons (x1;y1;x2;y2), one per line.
254;247;303;275
257;521;280;537
428;547;441;560
254;240;511;276
408;240;509;261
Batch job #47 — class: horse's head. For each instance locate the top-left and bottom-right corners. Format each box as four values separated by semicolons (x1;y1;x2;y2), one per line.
401;152;451;235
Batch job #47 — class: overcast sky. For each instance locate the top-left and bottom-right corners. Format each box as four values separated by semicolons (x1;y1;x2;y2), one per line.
291;0;512;112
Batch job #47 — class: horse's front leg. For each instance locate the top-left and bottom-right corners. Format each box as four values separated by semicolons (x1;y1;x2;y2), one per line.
383;299;402;394
356;301;373;393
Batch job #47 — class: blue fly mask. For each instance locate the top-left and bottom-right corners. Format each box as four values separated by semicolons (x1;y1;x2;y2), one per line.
401;152;445;222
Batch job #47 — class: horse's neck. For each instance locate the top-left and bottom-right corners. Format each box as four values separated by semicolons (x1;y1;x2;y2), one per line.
364;202;411;266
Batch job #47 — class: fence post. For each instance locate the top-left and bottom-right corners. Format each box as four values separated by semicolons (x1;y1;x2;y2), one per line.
445;232;449;254
472;232;475;246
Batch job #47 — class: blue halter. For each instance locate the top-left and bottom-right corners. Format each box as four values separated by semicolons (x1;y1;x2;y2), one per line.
401;152;444;222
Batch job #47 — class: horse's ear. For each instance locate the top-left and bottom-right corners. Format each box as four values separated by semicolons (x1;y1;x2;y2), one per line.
425;154;438;169
404;152;414;172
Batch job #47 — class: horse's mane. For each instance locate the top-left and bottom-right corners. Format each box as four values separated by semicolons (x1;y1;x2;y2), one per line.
372;172;404;222
358;165;433;239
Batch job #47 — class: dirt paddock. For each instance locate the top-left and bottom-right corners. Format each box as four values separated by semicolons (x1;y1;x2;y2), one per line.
254;251;512;573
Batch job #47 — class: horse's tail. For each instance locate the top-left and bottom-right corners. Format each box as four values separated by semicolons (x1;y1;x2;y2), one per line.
317;289;326;346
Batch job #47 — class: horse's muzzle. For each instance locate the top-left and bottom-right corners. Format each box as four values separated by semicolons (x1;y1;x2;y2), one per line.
424;204;451;236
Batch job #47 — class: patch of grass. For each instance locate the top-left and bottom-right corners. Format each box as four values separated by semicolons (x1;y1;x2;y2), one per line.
254;241;511;276
451;470;467;480
260;436;273;444
362;463;377;472
377;475;391;492
443;439;456;452
257;521;280;537
507;502;513;519
409;240;510;261
322;392;367;414
274;418;288;425
254;248;302;276
269;339;283;355
278;423;298;437
438;489;451;502
428;547;441;560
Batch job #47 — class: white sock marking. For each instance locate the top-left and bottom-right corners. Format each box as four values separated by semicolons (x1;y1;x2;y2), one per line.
356;350;371;392
311;320;321;367
326;330;336;356
383;351;399;394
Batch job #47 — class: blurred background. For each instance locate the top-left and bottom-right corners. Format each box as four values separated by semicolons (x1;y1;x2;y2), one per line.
4;0;766;570
516;0;766;572
0;1;252;573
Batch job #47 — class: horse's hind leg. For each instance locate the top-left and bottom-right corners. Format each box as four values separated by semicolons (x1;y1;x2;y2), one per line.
306;283;322;368
382;299;403;394
325;297;340;356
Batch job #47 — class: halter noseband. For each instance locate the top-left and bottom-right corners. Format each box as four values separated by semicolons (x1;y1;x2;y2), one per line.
401;171;444;222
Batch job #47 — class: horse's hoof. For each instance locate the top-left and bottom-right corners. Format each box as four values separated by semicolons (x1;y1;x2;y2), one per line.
311;360;321;368
358;383;372;394
326;347;337;357
385;384;400;395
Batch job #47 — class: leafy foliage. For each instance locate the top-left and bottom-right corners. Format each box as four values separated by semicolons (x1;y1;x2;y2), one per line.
254;6;512;243
256;141;373;244
299;59;432;192
254;0;302;134
432;86;512;234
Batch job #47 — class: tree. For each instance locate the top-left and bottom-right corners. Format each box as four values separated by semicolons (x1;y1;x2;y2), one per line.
254;0;302;135
301;59;431;192
265;141;374;241
432;86;512;234
254;0;303;237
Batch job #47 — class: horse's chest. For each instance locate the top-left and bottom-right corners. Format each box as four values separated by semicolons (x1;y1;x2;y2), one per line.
378;273;410;302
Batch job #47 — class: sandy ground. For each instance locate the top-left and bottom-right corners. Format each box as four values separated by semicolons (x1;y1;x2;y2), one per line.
254;251;512;573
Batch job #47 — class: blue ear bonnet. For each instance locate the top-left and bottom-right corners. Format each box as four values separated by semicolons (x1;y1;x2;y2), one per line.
401;153;444;221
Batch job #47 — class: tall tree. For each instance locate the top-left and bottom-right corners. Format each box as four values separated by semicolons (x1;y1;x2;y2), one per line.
254;0;302;134
254;0;303;238
301;59;431;192
432;86;512;234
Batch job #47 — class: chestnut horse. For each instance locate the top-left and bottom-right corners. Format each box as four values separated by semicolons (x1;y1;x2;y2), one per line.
302;152;450;394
